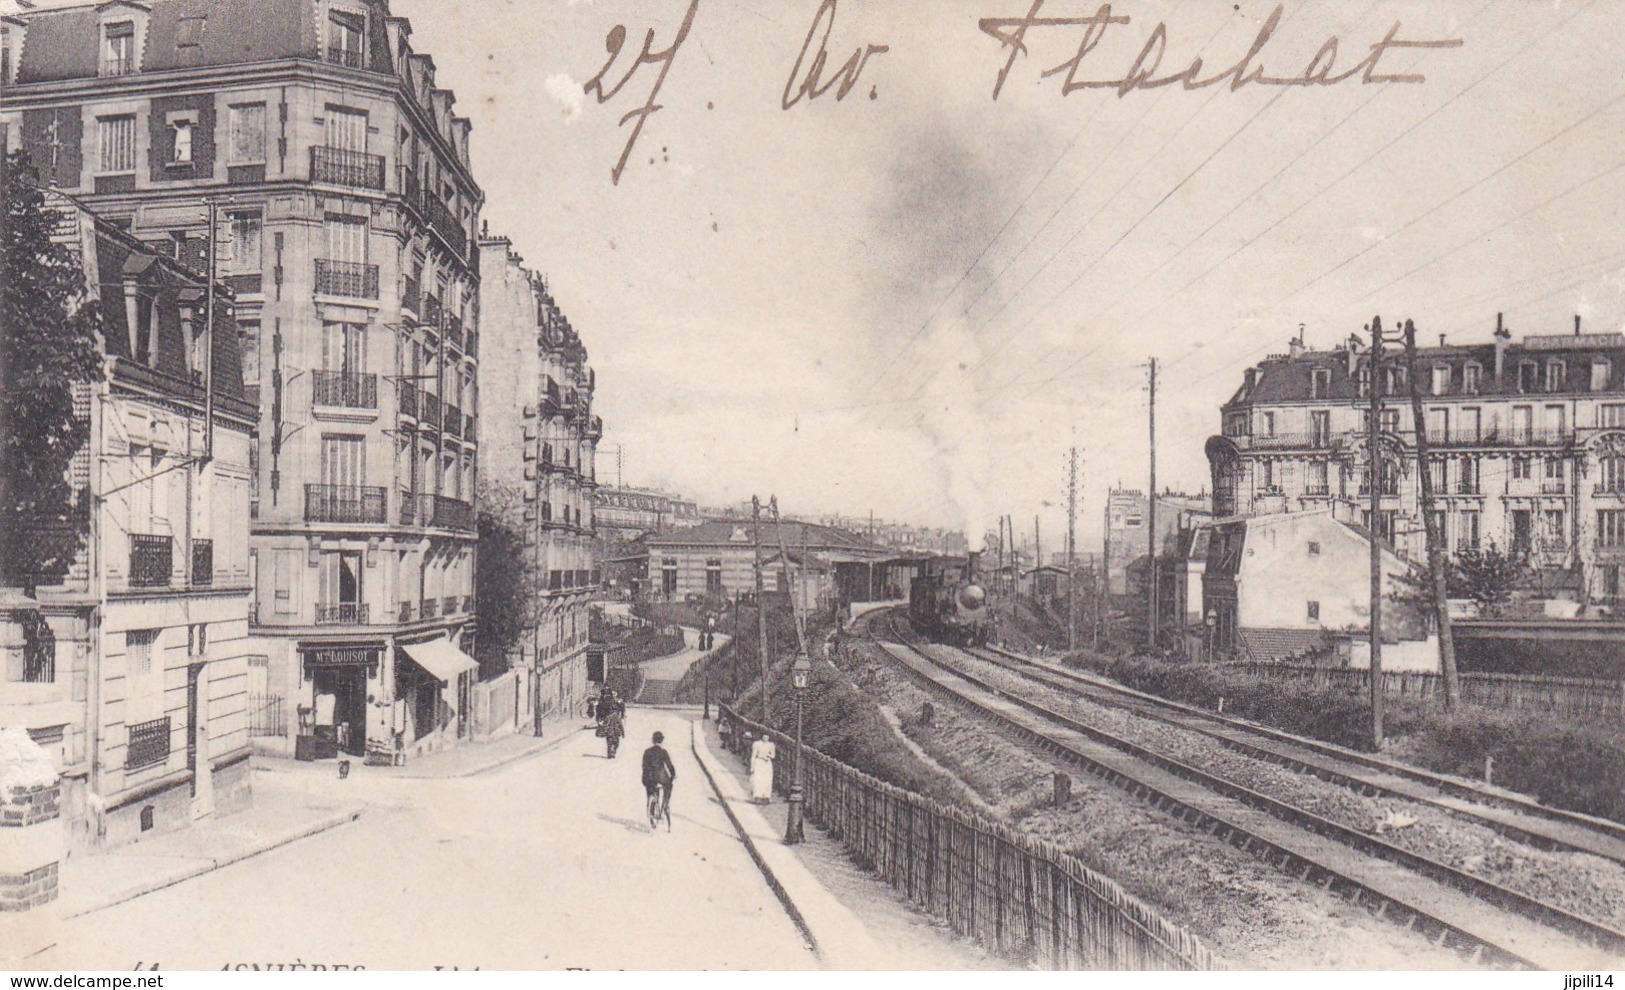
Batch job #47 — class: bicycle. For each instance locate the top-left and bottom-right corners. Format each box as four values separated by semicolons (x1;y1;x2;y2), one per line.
646;782;672;832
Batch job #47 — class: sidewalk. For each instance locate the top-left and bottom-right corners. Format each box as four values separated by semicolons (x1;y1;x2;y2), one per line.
690;719;1001;970
637;626;731;704
257;723;578;782
55;771;363;920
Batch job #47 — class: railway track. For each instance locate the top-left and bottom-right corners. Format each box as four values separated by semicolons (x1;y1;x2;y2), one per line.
965;642;1625;865
863;610;1624;970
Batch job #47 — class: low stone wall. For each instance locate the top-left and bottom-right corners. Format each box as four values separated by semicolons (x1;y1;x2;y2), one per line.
0;732;64;962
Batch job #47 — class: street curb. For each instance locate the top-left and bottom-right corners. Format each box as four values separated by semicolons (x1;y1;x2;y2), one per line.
689;722;823;965
64;804;365;920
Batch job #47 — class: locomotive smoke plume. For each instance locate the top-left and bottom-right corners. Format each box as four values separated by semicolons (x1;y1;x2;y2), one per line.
867;122;1014;546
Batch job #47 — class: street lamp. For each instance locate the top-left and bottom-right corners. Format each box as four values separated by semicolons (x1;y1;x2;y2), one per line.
1205;609;1217;662
784;651;811;845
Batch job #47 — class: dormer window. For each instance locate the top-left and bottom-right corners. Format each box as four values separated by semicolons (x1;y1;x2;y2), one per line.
1547;360;1567;392
1430;365;1450;396
328;10;364;68
1462;362;1482;394
1519;361;1539;393
103;20;135;76
1310;368;1330;399
1593;359;1611;391
1356;367;1371;398
176;16;206;47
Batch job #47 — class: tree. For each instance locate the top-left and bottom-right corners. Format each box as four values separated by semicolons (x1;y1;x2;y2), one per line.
1447;542;1531;614
473;480;535;676
0;151;105;591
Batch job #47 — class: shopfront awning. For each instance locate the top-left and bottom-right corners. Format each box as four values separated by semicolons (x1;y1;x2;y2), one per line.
400;637;479;684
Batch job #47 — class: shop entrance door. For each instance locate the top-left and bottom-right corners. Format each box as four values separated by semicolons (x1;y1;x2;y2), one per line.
313;666;368;756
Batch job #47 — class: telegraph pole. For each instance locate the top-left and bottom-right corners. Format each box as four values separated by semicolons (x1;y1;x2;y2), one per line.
1366;319;1386;751
1067;446;1079;652
1403;319;1461;710
752;495;770;722
1147;358;1158;652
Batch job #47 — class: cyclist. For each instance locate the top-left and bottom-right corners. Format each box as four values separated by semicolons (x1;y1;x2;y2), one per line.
642;731;676;832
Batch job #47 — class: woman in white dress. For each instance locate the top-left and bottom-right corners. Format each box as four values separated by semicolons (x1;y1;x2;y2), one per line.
749;733;777;804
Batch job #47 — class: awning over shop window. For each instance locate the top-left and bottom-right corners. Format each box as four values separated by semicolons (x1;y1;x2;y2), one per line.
399;637;479;684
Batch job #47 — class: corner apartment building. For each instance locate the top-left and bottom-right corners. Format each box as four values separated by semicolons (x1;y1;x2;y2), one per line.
2;0;485;760
477;235;600;729
1205;320;1625;609
1;191;256;848
593;485;699;541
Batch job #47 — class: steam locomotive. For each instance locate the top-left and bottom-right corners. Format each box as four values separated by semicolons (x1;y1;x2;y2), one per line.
908;555;994;647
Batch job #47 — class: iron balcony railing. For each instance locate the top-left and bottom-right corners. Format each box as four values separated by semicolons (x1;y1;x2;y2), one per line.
420;598;439;620
314;259;379;299
397;380;418;418
423;195;466;254
585;415;603;440
191;538;213;586
305;484;387;524
402;275;421;316
400;491;419;526
1303;484;1330;496
310;145;385;190
430;494;474;532
444;595;460;615
326;45;365;68
129;534;173;588
446;315;464;351
424;295;443;328
312;370;378;408
399;600;414;623
316;603;369;625
444;404;462;438
1542;481;1568;495
126;717;170;770
419;391;441;429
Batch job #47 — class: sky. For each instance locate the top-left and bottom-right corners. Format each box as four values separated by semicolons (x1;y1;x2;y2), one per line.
392;0;1625;551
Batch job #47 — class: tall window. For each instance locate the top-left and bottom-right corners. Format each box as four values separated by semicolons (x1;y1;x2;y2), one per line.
1430;365;1450;396
1310;410;1330;444
320;435;366;489
660;558;677;596
1519;362;1539;393
705;558;722;594
1546;360;1567;392
1546;404;1567;436
1459;457;1480;494
102;21;135;76
169;118;193;163
228;104;266;164
1543;509;1566;549
1459;510;1481;550
99;115;136;173
1600;453;1625;493
1461;407;1481;440
325;214;368;264
322;322;366;374
1601;404;1625;428
1601;510;1625;548
1261;411;1276;437
1307;461;1328;495
328;11;365;66
1511;405;1533;441
1427;407;1448;441
127;628;158;673
1593;359;1612;392
226;212;262;273
1512;455;1532;481
1380;408;1399;433
1462;363;1482;394
1310;369;1330;399
324;106;368;152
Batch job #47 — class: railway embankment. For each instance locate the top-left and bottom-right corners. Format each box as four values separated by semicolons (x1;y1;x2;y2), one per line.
1066;652;1625;826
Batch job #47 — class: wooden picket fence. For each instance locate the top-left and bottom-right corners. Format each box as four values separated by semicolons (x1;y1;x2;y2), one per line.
719;705;1215;970
1226;663;1625;717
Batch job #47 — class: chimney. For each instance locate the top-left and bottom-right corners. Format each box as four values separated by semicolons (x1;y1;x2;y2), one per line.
1576;313;1582;336
1242;367;1258;395
1493;312;1511;383
1288;323;1306;359
1438;335;1447;348
1346;334;1363;376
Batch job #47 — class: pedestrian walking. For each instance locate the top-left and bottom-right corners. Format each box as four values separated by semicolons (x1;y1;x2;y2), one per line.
603;707;625;758
749;732;776;804
642;731;676;832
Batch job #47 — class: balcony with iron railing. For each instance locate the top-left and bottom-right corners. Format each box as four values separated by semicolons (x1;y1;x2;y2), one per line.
316;602;369;625
445;315;464;351
314;259;379;300
540;378;562;416
402;275;421;317
418;391;441;430
310;145;386;190
313;370;378;409
443;404;462;439
129;534;173;589
430;494;474;532
423;295;443;328
326;45;365;69
191;538;213;586
397;379;418;419
1542;481;1569;495
585;415;603;440
305;484;387;524
1303;484;1331;497
444;595;461;615
423;195;467;255
420;598;439;620
399;600;414;623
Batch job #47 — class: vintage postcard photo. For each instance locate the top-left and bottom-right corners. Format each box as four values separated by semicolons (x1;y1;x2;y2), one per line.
0;0;1622;974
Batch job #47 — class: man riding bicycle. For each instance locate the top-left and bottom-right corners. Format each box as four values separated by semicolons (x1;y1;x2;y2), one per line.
642;731;676;832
